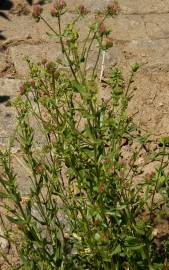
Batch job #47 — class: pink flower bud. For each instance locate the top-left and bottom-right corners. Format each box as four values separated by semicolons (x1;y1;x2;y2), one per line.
106;1;120;16
51;0;66;16
29;80;36;88
78;5;88;15
51;6;59;17
105;37;113;49
53;0;66;10
19;84;26;95
99;184;105;193
60;0;67;9
32;4;43;18
35;164;44;174
99;23;109;36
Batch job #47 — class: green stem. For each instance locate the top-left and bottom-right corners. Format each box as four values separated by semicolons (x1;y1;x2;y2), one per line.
150;145;165;221
57;15;78;81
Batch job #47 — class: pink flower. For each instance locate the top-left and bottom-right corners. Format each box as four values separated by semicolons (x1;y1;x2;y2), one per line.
19;84;26;95
99;23;107;34
51;6;59;17
51;0;67;16
32;4;43;18
53;0;66;10
104;37;113;49
78;5;88;16
99;23;109;36
106;1;120;16
59;0;67;9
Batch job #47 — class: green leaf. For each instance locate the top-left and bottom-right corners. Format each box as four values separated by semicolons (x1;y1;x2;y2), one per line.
112;244;121;255
133;221;146;236
25;227;40;242
131;63;140;73
124;236;145;250
149;263;164;270
0;192;11;199
6;215;26;225
71;81;85;94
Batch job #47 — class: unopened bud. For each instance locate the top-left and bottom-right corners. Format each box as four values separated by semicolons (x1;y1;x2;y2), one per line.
59;0;67;9
51;6;58;16
45;61;56;74
52;0;66;10
99;184;105;193
35;164;44;174
32;4;43;18
103;37;113;50
78;5;88;16
99;23;110;36
19;84;26;95
106;1;120;16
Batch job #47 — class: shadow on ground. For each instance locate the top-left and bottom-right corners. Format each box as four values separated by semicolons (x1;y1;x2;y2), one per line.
0;95;10;104
0;0;13;40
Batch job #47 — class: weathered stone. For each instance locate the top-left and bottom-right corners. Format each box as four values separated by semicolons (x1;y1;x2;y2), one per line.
66;0;117;12
0;13;38;42
143;14;169;40
0;78;22;96
106;15;148;41
121;39;169;72
128;71;169;136
118;0;169;14
0;53;7;73
0;79;22;145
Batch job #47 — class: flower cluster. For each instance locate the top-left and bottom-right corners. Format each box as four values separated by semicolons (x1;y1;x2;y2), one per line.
99;23;110;36
19;84;26;95
32;4;43;19
106;1;120;16
51;0;67;17
77;5;88;16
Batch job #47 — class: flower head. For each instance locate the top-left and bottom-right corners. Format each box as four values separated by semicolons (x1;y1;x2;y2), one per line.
99;184;105;193
32;4;43;18
104;37;113;50
51;0;67;16
78;5;88;16
19;84;26;95
106;1;120;16
51;5;59;17
99;23;110;36
35;164;44;174
29;80;36;88
52;0;66;11
59;0;67;9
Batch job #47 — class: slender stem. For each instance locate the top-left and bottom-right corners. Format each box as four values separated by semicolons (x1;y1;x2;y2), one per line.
125;71;134;97
150;145;165;221
84;31;97;74
41;15;78;81
57;15;78;81
40;16;59;36
81;29;92;60
92;43;102;78
84;15;107;75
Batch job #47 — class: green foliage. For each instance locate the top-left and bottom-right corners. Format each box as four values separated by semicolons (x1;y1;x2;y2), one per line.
0;2;169;269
